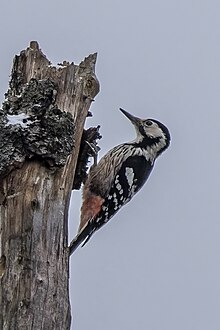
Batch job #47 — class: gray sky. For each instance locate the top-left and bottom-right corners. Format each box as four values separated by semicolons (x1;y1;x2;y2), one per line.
1;0;220;329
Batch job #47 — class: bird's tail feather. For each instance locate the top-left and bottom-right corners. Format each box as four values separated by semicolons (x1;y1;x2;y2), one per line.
69;220;95;255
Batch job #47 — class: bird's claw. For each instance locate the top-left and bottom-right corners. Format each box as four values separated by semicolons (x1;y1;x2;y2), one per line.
85;141;100;166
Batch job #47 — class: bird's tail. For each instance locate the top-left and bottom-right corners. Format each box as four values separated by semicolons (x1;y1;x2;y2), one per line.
69;220;95;255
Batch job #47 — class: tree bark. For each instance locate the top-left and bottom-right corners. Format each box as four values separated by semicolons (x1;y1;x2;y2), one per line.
0;41;99;330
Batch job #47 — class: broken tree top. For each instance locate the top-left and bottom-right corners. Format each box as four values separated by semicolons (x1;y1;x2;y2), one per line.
0;41;100;178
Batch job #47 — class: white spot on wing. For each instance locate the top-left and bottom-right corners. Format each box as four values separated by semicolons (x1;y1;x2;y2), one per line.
113;195;118;208
116;183;122;191
130;185;137;198
125;167;134;188
115;175;119;184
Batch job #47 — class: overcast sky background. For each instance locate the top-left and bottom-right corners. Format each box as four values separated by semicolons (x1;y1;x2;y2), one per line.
1;1;220;329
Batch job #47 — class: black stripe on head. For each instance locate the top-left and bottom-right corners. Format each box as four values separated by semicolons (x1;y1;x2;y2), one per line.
136;133;161;148
149;119;171;146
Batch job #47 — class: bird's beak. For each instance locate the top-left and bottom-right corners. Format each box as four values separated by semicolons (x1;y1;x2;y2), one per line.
119;108;141;127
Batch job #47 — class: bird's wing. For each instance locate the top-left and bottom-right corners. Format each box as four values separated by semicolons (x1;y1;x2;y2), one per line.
93;154;153;229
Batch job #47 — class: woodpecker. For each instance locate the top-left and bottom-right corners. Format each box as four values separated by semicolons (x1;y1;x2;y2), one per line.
69;108;170;254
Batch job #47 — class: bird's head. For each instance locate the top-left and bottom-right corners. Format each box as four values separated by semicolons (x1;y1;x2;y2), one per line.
120;108;170;156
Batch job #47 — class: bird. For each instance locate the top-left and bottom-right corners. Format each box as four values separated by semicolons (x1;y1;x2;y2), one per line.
69;108;170;254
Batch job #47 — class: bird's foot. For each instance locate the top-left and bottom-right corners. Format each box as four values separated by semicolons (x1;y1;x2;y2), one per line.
85;141;100;166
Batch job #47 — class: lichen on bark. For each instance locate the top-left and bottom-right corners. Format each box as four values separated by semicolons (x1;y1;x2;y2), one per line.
0;77;74;178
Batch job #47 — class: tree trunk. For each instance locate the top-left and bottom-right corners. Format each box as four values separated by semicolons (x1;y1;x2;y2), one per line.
0;41;99;330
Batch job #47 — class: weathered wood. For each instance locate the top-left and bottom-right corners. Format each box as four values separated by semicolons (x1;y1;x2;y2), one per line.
0;41;99;330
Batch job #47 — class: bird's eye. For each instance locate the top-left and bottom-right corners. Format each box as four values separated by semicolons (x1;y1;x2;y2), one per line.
145;120;153;126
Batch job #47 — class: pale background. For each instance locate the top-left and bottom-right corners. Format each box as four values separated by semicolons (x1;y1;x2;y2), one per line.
1;1;220;329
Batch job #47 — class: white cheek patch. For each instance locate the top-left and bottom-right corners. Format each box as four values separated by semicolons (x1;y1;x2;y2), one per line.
125;167;134;188
148;126;165;139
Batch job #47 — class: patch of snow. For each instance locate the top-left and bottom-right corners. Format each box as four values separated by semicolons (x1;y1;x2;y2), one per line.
48;63;62;69
6;113;30;128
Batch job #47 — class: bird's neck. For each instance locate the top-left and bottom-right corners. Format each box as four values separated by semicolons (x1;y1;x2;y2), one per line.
132;135;168;159
134;135;161;148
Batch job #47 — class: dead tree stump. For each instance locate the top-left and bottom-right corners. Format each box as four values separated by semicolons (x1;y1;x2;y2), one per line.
0;41;100;330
